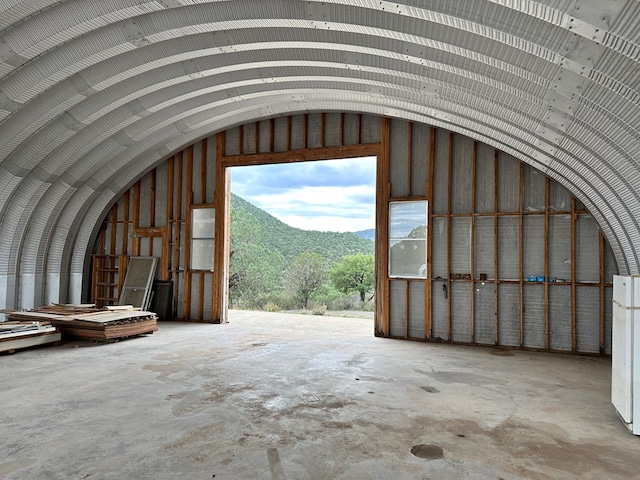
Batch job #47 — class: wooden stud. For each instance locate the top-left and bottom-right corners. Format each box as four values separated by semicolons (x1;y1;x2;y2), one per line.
447;131;453;341
425;126;435;339
375;117;391;336
356;114;362;145
269;118;275;152
303;114;308;149
470;141;476;343
286;116;292;151
571;196;576;352
212;132;229;323
133;181;141;256
183;146;194;320
320;113;326;148
173;152;183;318
599;230;605;354
149;169;156;257
493;149;499;345
407;122;413;195
340;113;344;145
109;204;117;256
239;124;244;155
122;189;130;256
544;176;550;350
201;138;208;202
518;162;524;347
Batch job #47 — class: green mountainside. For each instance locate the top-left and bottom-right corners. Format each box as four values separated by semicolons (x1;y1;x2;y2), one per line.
231;193;374;264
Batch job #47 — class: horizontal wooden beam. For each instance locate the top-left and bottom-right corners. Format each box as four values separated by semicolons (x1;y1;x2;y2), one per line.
221;143;381;167
133;227;166;238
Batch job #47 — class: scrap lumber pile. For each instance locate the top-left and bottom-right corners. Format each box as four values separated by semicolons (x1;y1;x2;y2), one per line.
0;320;61;353
5;304;158;341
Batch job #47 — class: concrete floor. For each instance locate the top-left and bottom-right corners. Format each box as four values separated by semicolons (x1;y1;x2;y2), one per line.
1;310;639;480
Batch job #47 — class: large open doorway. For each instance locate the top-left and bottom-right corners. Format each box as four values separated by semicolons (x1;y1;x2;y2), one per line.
225;156;377;320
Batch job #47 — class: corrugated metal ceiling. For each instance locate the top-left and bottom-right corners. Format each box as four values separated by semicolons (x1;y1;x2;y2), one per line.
0;0;639;308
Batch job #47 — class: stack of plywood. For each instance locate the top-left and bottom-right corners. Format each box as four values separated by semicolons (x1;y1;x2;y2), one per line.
0;320;61;353
6;305;158;341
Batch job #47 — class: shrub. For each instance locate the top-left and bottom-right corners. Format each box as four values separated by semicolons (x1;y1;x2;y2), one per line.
311;304;327;315
263;302;281;312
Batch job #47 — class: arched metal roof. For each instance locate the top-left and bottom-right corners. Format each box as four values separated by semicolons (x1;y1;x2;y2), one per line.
0;0;639;308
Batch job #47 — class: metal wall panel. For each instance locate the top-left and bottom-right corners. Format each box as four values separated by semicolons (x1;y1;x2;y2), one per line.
258;120;271;153
451;134;473;214
548;215;571;281
523;215;545;280
138;175;152;228
576;286;600;353
549;285;572;351
432;128;450;215
324;113;342;147
451;282;471;343
206;136;216;204
189;273;200;320
431;281;448;341
474;283;494;345
548;180;571;212
498;216;519;279
576;214;600;282
242;122;257;154
225;127;240;155
273;116;288;152
360;115;381;144
342;113;359;145
410;123;429;197
203;273;213;320
307;113;322;149
389;280;406;337
290;114;305;150
475;143;495;213
450;217;471;275
523;284;545;349
408;281;425;339
498;284;520;346
498;153;520;212
523;167;546;213
389;119;409;198
431;217;448;278
475;217;494;279
155;162;168;226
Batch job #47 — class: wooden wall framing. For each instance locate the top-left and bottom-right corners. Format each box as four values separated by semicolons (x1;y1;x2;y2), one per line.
92;113;617;354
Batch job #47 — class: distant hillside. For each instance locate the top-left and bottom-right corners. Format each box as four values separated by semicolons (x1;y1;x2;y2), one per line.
353;229;375;241
231;194;374;264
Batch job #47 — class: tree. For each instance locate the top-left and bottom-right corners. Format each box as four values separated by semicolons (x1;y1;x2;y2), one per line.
229;208;284;307
329;253;375;303
283;252;328;309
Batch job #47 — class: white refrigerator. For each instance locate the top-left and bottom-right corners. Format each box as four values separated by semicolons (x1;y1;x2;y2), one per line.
612;275;640;434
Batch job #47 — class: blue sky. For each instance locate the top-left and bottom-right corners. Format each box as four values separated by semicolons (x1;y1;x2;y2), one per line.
230;156;376;232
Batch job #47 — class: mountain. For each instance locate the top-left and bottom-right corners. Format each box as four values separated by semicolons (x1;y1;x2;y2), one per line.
353;229;375;241
231;194;374;264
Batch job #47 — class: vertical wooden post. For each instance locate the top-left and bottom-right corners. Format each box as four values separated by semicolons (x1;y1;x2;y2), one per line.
254;121;260;153
238;124;244;155
544;176;550;350
269;118;275;152
470;141;477;343
571;196;577;352
123;191;130;256
356;114;362;145
149;169;156;257
109;204;117;256
133;181;141;256
173;152;183;318
320;113;326;148
212;132;230;323
407;122;413;195
599;230;605;353
161;157;174;282
286;116;292;151
303;114;308;149
518;162;524;347
339;113;344;145
183;146;194;320
493;149;499;345
446;132;453;341
375;117;391;336
425;127;435;338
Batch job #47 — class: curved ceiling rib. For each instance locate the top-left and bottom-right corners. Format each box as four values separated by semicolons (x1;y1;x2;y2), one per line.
0;0;639;308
